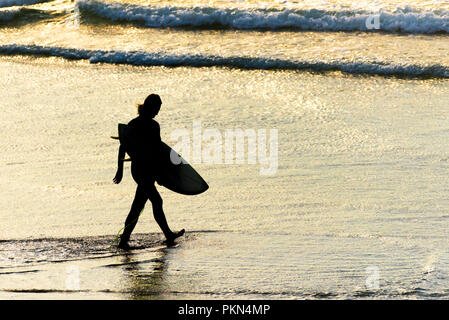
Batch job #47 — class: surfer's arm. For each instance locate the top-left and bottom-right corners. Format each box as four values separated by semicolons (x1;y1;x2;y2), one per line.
113;144;126;184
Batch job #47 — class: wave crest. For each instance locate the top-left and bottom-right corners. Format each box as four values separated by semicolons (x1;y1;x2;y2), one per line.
1;44;448;78
76;0;449;34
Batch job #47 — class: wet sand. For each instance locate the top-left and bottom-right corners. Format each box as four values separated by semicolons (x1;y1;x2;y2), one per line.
1;56;449;299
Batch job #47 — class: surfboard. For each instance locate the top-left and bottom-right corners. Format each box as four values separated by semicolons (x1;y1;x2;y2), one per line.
113;123;208;196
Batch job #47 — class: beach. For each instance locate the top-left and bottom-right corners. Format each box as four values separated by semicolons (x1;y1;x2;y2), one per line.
1;0;449;299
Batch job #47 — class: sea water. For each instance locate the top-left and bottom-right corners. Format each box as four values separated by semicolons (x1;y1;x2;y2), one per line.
0;0;449;299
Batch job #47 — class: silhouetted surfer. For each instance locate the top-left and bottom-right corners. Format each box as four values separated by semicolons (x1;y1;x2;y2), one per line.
113;94;185;249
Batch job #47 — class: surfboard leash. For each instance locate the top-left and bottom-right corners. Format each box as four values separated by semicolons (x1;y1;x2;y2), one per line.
112;206;145;249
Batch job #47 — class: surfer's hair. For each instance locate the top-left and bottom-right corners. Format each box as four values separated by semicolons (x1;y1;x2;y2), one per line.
137;94;162;117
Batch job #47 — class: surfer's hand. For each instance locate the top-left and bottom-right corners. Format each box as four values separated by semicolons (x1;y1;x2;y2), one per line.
113;170;123;184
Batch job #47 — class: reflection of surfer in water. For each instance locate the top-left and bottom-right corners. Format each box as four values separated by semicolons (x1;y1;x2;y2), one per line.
113;94;185;249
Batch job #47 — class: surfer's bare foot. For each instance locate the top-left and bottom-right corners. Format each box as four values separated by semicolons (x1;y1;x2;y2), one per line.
118;243;131;250
118;237;131;250
165;229;185;244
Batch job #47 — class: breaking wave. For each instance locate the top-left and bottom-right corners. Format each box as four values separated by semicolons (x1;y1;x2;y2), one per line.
1;44;448;78
76;0;449;34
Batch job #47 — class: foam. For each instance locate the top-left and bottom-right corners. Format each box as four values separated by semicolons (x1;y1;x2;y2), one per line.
1;44;448;78
76;0;449;34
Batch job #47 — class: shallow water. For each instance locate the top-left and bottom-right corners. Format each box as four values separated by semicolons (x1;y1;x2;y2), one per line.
1;0;449;299
1;55;449;298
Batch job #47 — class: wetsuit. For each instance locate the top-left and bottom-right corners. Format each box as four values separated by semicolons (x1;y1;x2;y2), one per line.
120;116;172;242
126;116;163;184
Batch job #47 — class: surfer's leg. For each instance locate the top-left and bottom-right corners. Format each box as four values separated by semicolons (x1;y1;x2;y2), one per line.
119;185;147;247
145;183;185;242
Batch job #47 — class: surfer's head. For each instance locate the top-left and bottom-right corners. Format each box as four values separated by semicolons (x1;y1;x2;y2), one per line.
137;94;162;118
